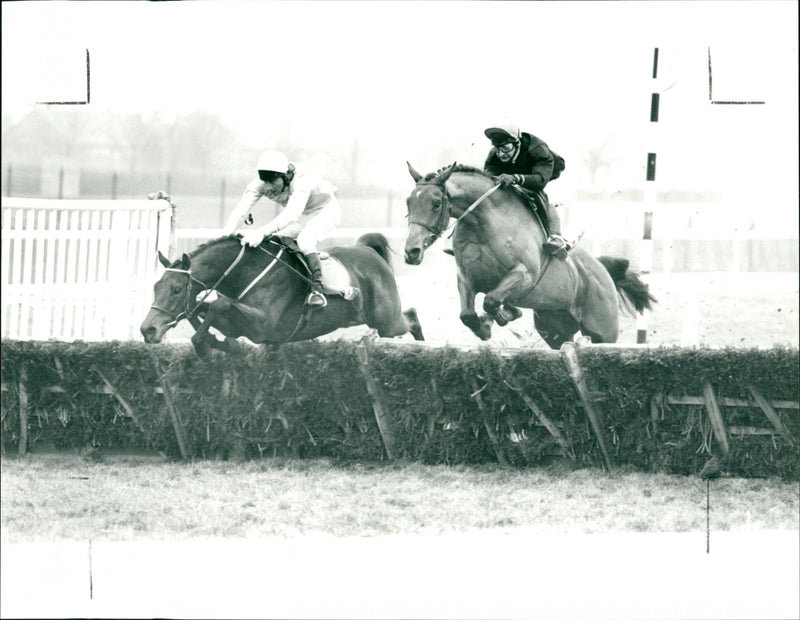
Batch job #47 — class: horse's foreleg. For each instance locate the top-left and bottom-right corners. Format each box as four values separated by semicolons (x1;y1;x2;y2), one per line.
483;264;532;325
458;271;492;340
190;297;270;355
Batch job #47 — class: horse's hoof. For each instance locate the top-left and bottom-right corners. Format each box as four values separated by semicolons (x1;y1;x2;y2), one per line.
476;314;493;340
505;304;523;321
494;308;511;326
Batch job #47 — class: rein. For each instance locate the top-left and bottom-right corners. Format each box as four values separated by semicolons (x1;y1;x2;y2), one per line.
445;183;501;238
411;176;557;300
409;180;501;242
150;239;315;326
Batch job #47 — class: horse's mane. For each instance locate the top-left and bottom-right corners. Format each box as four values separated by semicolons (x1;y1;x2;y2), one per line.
187;234;240;259
423;164;492;182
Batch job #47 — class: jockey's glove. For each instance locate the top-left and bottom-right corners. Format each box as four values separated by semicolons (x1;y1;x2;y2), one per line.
240;230;266;247
496;174;519;187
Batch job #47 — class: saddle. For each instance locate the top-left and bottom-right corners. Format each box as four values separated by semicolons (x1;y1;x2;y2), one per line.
508;186;551;236
261;236;356;298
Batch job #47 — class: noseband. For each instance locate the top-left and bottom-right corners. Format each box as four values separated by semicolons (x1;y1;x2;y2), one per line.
149;267;211;328
408;182;452;243
409;180;501;243
149;241;307;328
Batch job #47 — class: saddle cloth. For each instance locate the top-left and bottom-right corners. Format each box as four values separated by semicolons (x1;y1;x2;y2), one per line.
318;252;355;295
270;236;356;298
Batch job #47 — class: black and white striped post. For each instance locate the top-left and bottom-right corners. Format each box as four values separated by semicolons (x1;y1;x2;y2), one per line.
638;47;659;344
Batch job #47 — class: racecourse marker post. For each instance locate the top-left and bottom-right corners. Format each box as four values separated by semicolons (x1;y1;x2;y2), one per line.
638;47;660;344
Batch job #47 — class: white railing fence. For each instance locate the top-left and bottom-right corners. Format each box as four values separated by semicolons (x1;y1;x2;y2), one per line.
2;197;173;341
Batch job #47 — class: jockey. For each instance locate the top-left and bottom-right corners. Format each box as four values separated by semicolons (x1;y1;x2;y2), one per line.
223;150;341;308
483;121;571;259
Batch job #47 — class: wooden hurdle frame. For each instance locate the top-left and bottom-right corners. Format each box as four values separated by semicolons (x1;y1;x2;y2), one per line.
1;197;173;341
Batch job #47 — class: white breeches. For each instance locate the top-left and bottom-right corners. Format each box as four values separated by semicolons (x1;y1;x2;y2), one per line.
276;196;341;254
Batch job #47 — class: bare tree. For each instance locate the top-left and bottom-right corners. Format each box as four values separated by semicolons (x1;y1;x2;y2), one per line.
582;136;618;186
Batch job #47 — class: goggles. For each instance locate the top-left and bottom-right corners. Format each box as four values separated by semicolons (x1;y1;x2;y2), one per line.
494;141;518;155
259;170;284;183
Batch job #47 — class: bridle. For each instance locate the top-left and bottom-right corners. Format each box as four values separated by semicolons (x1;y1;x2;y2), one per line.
408;181;453;243
408;175;553;299
409;180;501;244
149;239;313;328
149;267;213;328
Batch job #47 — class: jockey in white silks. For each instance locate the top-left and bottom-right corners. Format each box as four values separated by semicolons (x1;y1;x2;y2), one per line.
223;150;341;308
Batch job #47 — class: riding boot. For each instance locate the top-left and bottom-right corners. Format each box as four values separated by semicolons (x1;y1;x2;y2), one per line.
541;200;571;260
303;252;327;309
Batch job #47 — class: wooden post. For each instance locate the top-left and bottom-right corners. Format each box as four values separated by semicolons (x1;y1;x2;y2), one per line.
427;377;444;444
702;380;730;455
504;376;574;459
650;391;664;439
355;344;397;460
18;365;28;456
559;342;613;470
150;356;189;460
748;385;794;446
469;378;507;466
91;365;151;441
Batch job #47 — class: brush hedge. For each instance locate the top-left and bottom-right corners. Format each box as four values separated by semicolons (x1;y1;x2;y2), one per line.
1;339;797;479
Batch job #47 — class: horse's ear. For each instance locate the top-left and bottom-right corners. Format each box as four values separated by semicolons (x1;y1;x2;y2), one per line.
437;162;457;184
179;253;191;270
407;161;423;183
158;251;171;268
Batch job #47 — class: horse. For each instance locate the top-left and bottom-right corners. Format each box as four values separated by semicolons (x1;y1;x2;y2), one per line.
141;232;424;356
403;162;656;349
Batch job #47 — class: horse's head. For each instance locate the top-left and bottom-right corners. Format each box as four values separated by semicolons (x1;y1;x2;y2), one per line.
404;162;456;265
140;251;202;343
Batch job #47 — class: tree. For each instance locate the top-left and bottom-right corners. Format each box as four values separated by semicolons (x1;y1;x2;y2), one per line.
582;136;618;186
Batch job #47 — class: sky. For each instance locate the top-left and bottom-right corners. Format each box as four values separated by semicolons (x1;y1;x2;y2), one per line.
2;1;798;202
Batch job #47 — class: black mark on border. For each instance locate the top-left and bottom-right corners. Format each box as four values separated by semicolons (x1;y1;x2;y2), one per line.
37;49;90;105
708;46;764;105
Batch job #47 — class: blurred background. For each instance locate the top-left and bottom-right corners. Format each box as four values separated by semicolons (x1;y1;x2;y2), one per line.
3;1;797;229
2;1;798;347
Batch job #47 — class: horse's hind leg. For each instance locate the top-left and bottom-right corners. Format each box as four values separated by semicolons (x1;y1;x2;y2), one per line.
403;308;425;341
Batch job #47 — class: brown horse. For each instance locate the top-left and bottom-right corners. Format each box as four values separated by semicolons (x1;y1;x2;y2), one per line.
404;163;655;348
141;232;424;356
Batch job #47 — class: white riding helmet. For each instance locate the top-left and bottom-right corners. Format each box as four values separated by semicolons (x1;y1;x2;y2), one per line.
484;121;521;143
256;150;289;174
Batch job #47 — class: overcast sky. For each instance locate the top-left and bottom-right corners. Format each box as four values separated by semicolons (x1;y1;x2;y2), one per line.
2;1;798;200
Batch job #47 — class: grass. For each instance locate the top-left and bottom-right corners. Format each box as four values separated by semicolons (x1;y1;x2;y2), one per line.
2;455;797;543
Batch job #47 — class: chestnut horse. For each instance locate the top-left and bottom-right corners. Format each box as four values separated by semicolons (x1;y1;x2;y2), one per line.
403;163;655;348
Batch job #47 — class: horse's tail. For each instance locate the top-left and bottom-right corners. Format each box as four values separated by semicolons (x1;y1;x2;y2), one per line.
356;232;393;271
596;256;657;315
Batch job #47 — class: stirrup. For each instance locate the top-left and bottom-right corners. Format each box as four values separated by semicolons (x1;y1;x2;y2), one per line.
544;235;570;260
306;290;327;308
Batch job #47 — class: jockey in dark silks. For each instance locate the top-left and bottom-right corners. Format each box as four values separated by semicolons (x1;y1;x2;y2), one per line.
483;121;571;259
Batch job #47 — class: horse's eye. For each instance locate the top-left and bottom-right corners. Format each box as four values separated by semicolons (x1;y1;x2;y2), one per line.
171;284;182;295
432;200;441;209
